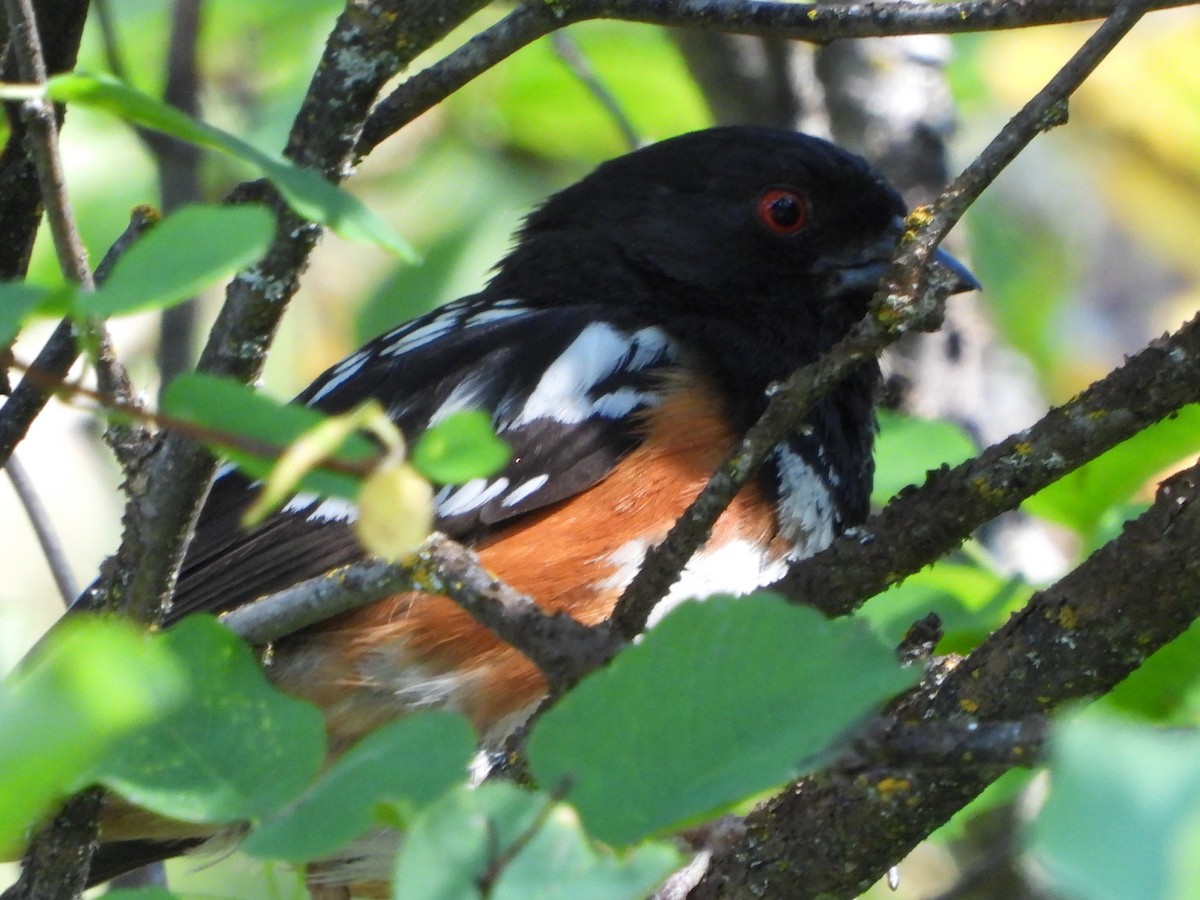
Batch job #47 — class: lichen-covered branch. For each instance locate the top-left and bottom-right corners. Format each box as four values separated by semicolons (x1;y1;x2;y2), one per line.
0;0;89;282
695;464;1200;899
358;0;1192;154
782;309;1200;616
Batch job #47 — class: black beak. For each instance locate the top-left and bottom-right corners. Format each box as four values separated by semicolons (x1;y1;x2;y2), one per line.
933;247;981;294
827;242;981;297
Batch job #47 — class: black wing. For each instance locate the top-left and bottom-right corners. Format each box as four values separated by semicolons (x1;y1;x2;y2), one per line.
169;297;681;621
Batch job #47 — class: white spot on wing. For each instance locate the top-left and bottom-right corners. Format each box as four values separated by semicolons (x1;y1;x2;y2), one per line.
590;387;650;419
501;474;549;508
627;326;674;369
513;322;634;426
282;492;320;514
438;477;510;517
466;304;529;327
308;496;359;523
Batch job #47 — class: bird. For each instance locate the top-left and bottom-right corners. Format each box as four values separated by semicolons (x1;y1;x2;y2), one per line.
87;126;977;890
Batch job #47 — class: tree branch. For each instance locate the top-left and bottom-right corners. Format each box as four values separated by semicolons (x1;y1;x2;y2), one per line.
783;309;1200;616
221;534;622;692
5;453;77;604
2;0;143;461
357;0;1194;155
0;0;89;282
696;463;1200;899
850;715;1051;771
108;0;489;628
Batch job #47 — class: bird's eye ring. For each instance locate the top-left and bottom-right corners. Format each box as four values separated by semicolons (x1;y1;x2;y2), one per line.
757;188;809;235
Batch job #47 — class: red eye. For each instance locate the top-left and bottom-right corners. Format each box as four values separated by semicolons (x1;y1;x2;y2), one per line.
757;188;809;234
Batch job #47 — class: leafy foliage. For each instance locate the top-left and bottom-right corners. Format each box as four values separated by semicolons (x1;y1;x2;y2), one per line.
244;712;476;860
40;73;413;256
872;410;978;504
0;204;274;344
91;616;326;823
161;374;379;499
0;618;185;853
393;782;680;900
528;594;917;845
412;411;511;484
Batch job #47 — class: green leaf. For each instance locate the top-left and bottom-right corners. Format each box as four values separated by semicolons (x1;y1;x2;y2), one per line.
104;890;181;900
527;593;918;846
491;800;680;900
1024;404;1200;537
161;373;378;499
0;617;185;853
38;72;413;257
872;411;977;504
244;711;475;860
411;411;511;485
392;782;680;900
0;282;57;345
1032;712;1200;900
92;616;326;822
77;205;275;317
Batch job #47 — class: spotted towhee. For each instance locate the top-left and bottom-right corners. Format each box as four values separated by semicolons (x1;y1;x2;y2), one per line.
90;126;976;888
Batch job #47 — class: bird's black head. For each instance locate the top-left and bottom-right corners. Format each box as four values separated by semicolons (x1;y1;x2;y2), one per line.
490;128;917;349
484;128;977;534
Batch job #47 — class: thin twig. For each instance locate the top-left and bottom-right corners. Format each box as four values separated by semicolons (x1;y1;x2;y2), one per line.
219;559;419;644
550;32;642;150
5;454;78;604
0;206;157;471
91;0;131;83
478;778;574;893
610;0;1153;639
221;535;620;691
3;0;94;291
2;0;144;462
151;0;205;387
